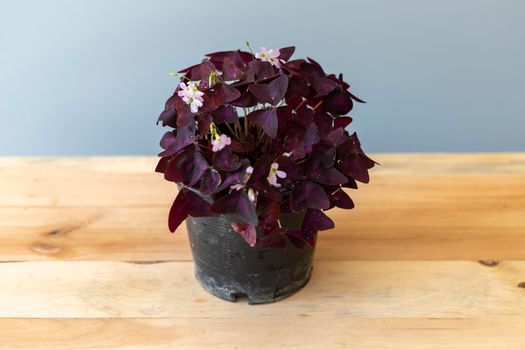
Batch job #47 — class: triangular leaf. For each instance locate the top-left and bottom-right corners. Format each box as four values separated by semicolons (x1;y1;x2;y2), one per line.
247;107;278;138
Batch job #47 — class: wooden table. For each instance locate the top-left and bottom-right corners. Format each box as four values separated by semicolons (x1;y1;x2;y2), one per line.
1;153;524;349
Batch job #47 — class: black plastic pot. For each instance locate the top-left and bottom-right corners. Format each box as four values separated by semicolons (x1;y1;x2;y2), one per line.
186;211;315;304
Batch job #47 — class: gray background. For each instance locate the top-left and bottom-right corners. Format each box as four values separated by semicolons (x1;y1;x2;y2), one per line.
1;0;524;155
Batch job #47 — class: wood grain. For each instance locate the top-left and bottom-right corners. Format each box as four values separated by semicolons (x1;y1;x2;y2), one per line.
2;318;524;350
0;260;524;319
0;154;524;261
1;154;525;349
1;153;524;206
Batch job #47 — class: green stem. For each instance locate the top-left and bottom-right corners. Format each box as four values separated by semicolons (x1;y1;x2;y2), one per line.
245;41;254;55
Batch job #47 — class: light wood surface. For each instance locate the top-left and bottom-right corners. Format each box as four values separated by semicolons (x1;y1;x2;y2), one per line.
0;153;524;349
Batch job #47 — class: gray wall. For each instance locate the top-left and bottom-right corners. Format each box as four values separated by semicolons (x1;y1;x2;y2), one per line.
1;0;524;155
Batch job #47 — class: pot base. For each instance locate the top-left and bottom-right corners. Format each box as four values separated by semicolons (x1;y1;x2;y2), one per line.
186;213;315;304
194;263;313;304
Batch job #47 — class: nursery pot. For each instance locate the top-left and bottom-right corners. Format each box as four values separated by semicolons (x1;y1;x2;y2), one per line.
186;210;315;304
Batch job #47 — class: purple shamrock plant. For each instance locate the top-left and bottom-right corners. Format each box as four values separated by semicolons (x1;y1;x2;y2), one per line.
156;44;376;248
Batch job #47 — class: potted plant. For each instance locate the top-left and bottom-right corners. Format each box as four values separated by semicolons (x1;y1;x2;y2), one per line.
156;44;375;304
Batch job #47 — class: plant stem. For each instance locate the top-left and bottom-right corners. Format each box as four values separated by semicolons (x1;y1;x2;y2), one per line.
312;100;323;111
225;123;239;139
234;119;242;136
293;98;306;111
244;112;249;137
245;41;254;55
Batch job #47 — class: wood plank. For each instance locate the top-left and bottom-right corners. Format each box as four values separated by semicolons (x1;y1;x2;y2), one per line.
1;153;524;207
1;318;524;350
0;157;174;207
2;200;525;261
0;206;187;261
1;260;524;318
1;154;524;261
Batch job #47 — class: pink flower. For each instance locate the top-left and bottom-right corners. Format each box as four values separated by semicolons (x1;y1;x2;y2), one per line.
255;47;284;68
267;162;286;188
178;82;204;113
186;95;203;113
229;166;254;191
211;133;231;152
178;82;204;99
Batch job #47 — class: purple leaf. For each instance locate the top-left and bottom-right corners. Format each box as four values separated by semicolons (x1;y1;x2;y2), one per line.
349;91;366;103
306;146;348;185
155;157;169;174
230;68;255;87
290;181;330;212
213;147;241;171
339;153;373;183
189;150;209;186
247;107;278;138
292;105;314;127
312;77;339;97
210;189;258;225
330;188;355;209
159;131;176;150
258;200;280;230
168;188;213;232
200;168;221;195
303;123;320;154
157;92;178;127
311;144;336;167
188;61;215;81
296;60;325;81
246;155;272;189
275;155;303;187
164;146;208;185
219;83;242;103
300;209;334;239
322;89;353;115
337;133;376;183
276;106;293;135
206;50;252;66
202;84;241;113
286;76;310;98
284;58;305;72
285;120;319;159
334;116;353;129
249;74;289;106
215;161;250;192
196;113;212;136
246;156;282;201
248;60;279;82
306;57;326;76
230;89;258;107
342;178;358;189
231;221;257;247
313;111;333;135
278;46;295;61
168;191;190;233
222;57;245;81
210;105;237;124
